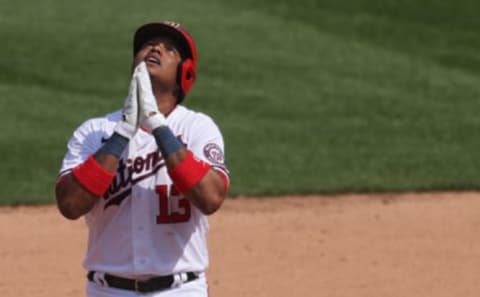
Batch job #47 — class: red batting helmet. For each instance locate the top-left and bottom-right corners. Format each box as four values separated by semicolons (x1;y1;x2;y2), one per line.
133;21;198;102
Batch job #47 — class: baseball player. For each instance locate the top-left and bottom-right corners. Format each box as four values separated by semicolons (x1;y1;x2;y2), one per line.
55;21;229;297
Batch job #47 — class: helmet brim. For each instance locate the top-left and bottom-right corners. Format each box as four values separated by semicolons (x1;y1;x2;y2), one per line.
133;22;195;61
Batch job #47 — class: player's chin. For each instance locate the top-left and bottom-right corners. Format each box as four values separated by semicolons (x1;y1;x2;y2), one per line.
145;66;163;79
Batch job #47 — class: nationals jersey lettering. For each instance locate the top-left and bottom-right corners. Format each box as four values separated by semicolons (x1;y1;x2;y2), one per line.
58;105;229;278
103;150;165;209
104;134;187;207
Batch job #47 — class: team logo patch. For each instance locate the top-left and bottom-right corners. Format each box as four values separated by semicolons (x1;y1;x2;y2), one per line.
203;143;224;164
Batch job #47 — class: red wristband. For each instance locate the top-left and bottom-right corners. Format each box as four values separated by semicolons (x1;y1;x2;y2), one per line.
169;151;211;193
72;156;116;196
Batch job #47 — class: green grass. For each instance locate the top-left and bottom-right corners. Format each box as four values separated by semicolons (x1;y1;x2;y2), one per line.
1;0;480;204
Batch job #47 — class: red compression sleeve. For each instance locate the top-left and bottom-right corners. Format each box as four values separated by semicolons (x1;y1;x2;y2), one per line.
72;156;115;196
168;151;211;193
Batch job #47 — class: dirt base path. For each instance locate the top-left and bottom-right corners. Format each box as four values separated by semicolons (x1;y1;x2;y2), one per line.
1;192;480;297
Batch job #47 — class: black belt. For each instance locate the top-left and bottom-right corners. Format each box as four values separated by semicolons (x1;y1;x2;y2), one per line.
87;271;198;293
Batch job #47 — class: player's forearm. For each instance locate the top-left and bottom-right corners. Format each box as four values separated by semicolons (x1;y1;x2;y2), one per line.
185;169;227;215
56;152;121;220
164;150;226;215
55;173;99;220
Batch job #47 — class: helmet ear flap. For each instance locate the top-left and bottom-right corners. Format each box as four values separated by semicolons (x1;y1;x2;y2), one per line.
176;59;196;102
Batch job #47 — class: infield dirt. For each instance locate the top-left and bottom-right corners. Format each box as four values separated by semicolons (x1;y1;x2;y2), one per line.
1;193;480;297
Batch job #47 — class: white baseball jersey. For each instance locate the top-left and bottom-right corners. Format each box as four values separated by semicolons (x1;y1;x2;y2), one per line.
59;105;229;278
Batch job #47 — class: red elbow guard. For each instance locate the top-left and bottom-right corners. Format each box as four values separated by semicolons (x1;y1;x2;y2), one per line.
168;151;211;193
72;156;116;196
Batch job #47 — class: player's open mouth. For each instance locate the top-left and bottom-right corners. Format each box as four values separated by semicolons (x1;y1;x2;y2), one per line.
145;56;160;65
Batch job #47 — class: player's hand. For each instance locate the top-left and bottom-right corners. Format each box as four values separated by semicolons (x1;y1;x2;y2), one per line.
135;61;166;132
113;75;139;139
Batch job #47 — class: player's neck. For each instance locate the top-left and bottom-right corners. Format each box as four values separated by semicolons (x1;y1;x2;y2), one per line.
156;96;177;117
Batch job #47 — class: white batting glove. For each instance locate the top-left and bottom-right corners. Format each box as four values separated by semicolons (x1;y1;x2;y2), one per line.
135;61;166;132
113;75;139;139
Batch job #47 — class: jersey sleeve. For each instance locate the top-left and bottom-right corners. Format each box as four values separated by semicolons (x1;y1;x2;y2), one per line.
58;118;110;178
187;115;230;186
